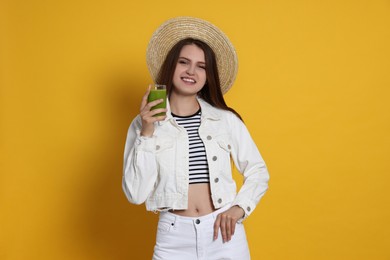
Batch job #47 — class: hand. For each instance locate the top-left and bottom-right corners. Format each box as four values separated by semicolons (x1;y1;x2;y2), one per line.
140;86;167;137
213;206;245;243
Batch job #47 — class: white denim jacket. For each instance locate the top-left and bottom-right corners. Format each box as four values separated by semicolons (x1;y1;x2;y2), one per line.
122;98;269;220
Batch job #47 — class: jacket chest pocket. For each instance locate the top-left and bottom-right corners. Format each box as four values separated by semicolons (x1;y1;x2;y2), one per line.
216;139;233;174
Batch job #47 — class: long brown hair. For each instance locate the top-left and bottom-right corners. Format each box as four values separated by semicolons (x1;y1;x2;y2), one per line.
156;38;243;121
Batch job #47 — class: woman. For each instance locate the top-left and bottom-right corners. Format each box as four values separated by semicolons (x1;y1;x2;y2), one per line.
123;17;269;260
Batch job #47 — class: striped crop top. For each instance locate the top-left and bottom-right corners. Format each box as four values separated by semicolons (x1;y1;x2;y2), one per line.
172;109;210;184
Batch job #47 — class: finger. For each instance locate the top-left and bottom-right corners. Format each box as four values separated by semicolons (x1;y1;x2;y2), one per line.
140;114;158;125
142;99;165;112
149;108;167;117
213;215;221;241
231;218;236;236
141;115;164;125
141;111;167;124
154;115;167;122
220;214;227;243
140;86;151;110
226;215;232;241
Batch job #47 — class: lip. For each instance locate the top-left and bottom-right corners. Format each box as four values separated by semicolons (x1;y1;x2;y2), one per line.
181;77;197;84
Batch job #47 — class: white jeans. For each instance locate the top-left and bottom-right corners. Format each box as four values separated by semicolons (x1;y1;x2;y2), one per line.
153;204;250;260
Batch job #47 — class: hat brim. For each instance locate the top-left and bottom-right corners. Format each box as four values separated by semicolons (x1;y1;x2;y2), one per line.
146;16;238;95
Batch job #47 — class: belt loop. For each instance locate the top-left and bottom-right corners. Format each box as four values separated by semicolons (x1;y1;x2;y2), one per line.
171;214;178;229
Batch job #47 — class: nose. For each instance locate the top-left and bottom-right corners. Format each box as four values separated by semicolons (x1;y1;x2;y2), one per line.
186;65;195;75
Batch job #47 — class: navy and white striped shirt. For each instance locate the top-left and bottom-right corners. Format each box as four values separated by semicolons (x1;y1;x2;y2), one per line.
172;109;210;184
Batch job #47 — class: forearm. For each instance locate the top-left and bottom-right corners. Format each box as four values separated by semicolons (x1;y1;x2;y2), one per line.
229;113;270;220
122;117;158;204
232;163;269;219
122;148;158;204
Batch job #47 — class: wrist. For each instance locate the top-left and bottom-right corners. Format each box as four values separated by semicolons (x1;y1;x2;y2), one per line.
232;205;245;219
140;131;153;137
140;126;154;137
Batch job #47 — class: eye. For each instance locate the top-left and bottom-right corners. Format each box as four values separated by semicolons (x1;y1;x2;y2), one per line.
178;59;188;65
198;65;206;69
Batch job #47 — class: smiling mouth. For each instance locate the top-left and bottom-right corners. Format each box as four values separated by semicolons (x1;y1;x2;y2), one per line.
181;77;196;83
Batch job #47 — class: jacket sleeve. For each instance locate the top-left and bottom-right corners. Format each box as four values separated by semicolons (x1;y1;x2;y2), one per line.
122;115;158;204
228;113;270;221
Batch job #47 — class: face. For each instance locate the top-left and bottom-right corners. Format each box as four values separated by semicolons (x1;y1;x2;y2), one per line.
172;44;207;97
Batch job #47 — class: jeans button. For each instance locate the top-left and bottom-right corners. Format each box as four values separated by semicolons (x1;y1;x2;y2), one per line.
195;219;200;224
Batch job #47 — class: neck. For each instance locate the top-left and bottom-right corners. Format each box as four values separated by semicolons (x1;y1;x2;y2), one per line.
169;93;200;117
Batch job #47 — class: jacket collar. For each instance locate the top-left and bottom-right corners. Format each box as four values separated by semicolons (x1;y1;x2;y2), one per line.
162;96;221;125
197;98;221;121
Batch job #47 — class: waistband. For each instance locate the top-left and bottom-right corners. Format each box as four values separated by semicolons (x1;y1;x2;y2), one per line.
160;204;231;224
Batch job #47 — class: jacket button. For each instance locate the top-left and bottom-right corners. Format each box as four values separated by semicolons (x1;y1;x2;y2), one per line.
207;135;212;140
195;219;200;224
212;156;217;161
156;145;160;150
247;206;251;212
214;177;219;183
218;198;222;203
227;144;231;150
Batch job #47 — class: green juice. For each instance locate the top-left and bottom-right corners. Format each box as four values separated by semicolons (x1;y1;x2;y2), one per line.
147;89;167;116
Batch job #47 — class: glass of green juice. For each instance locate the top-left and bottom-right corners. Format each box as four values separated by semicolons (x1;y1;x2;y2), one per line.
147;84;167;117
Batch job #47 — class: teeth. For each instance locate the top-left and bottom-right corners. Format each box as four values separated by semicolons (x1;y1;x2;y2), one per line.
182;77;195;83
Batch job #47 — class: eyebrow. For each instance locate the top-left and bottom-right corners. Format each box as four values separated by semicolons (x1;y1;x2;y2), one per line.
179;57;206;65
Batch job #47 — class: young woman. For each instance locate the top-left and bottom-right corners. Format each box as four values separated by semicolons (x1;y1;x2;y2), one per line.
123;17;269;260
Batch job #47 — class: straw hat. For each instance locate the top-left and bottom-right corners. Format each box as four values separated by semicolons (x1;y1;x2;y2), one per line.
146;16;238;94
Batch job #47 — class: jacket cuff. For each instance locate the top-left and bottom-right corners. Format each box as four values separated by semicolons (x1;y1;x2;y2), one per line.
232;200;256;223
135;135;156;153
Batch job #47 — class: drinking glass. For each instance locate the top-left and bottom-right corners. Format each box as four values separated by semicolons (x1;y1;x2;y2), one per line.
147;84;167;117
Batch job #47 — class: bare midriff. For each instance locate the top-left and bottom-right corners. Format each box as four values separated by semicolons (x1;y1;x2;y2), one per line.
170;183;215;217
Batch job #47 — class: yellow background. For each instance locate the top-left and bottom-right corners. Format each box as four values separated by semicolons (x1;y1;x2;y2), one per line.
1;0;389;259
